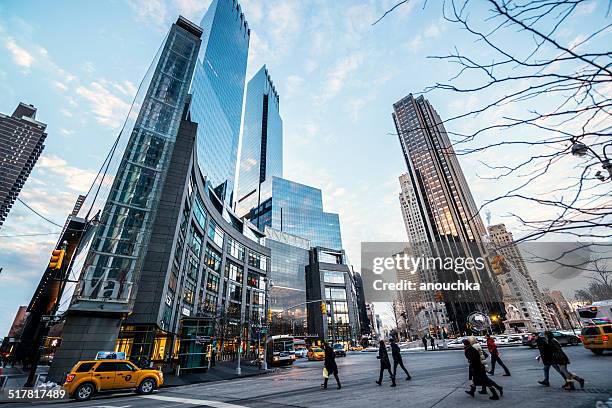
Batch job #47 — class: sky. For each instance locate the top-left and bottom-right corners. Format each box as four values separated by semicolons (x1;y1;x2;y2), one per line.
0;0;607;335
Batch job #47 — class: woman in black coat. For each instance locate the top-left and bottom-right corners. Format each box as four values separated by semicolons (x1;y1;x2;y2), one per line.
546;331;585;390
463;339;503;400
376;340;396;387
322;344;341;390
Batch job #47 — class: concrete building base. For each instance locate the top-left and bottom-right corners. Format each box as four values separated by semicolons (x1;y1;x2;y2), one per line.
47;312;122;383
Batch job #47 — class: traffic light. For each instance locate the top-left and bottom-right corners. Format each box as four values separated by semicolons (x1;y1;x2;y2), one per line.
48;249;65;270
321;301;327;315
267;309;272;323
490;255;505;275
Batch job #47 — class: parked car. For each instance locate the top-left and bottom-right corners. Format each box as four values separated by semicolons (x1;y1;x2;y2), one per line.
333;343;346;357
307;347;325;361
294;347;308;358
580;324;612;355
523;331;581;348
62;359;163;402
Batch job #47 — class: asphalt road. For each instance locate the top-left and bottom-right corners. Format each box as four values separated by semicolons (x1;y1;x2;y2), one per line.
7;346;612;408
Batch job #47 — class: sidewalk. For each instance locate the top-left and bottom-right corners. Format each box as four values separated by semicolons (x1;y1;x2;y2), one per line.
0;365;49;388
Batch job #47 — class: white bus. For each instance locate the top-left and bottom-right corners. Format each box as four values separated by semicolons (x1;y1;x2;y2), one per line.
266;335;296;366
577;299;612;326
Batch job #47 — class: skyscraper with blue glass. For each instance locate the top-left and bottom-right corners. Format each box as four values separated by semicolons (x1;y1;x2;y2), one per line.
251;177;343;250
235;66;283;218
190;0;250;204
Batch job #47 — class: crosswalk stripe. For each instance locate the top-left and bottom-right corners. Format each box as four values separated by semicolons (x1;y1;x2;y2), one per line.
142;394;247;408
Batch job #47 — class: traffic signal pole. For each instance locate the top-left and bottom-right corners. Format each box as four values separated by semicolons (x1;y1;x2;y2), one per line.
24;242;67;387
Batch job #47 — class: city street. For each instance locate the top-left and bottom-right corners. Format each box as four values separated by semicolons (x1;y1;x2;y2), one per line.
10;346;611;408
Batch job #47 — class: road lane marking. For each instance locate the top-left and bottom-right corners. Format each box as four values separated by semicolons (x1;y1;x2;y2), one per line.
142;395;247;408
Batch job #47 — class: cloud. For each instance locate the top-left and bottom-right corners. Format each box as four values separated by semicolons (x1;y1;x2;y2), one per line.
60;108;73;117
59;128;74;137
5;38;35;67
320;53;363;102
129;0;168;29
576;1;597;15
75;81;131;128
174;0;212;21
406;34;423;53
112;80;138;96
52;81;68;91
241;0;263;24
284;74;304;98
37;155;98;192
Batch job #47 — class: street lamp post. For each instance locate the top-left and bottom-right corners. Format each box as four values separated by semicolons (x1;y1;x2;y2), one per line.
571;141;612;182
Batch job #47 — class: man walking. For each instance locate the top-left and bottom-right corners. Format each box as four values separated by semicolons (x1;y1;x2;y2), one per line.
486;334;510;376
535;332;565;386
390;338;411;380
430;335;436;350
422;335;428;351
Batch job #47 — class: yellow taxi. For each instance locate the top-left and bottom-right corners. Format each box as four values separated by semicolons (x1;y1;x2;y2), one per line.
307;347;325;361
349;345;364;351
580;324;612;355
62;360;163;401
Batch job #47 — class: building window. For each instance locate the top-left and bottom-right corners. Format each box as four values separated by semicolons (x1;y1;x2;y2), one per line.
204;244;221;273
228;283;242;302
193;194;207;229
227;236;245;261
225;261;243;282
208;219;225;248
323;270;344;284
248;251;268;271
325;287;346;300
206;273;220;294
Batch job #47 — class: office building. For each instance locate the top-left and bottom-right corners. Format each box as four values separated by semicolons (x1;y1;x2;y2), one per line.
235;66;282;218
190;0;250;204
488;224;549;331
263;227;310;335
250;177;342;250
306;247;360;344
47;15;270;381
392;94;504;333
0;103;47;227
352;272;371;335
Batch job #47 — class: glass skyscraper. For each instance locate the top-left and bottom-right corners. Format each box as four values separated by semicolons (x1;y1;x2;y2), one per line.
235;66;283;218
190;0;250;204
251;177;342;250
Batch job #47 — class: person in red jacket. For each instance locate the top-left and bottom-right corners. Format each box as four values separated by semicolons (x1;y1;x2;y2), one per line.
486;334;511;376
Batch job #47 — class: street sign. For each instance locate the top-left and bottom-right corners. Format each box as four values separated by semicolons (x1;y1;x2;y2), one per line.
260;328;268;334
41;315;62;323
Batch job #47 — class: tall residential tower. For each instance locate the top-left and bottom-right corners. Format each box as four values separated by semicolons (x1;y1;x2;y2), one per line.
392;94;503;333
0;103;47;228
